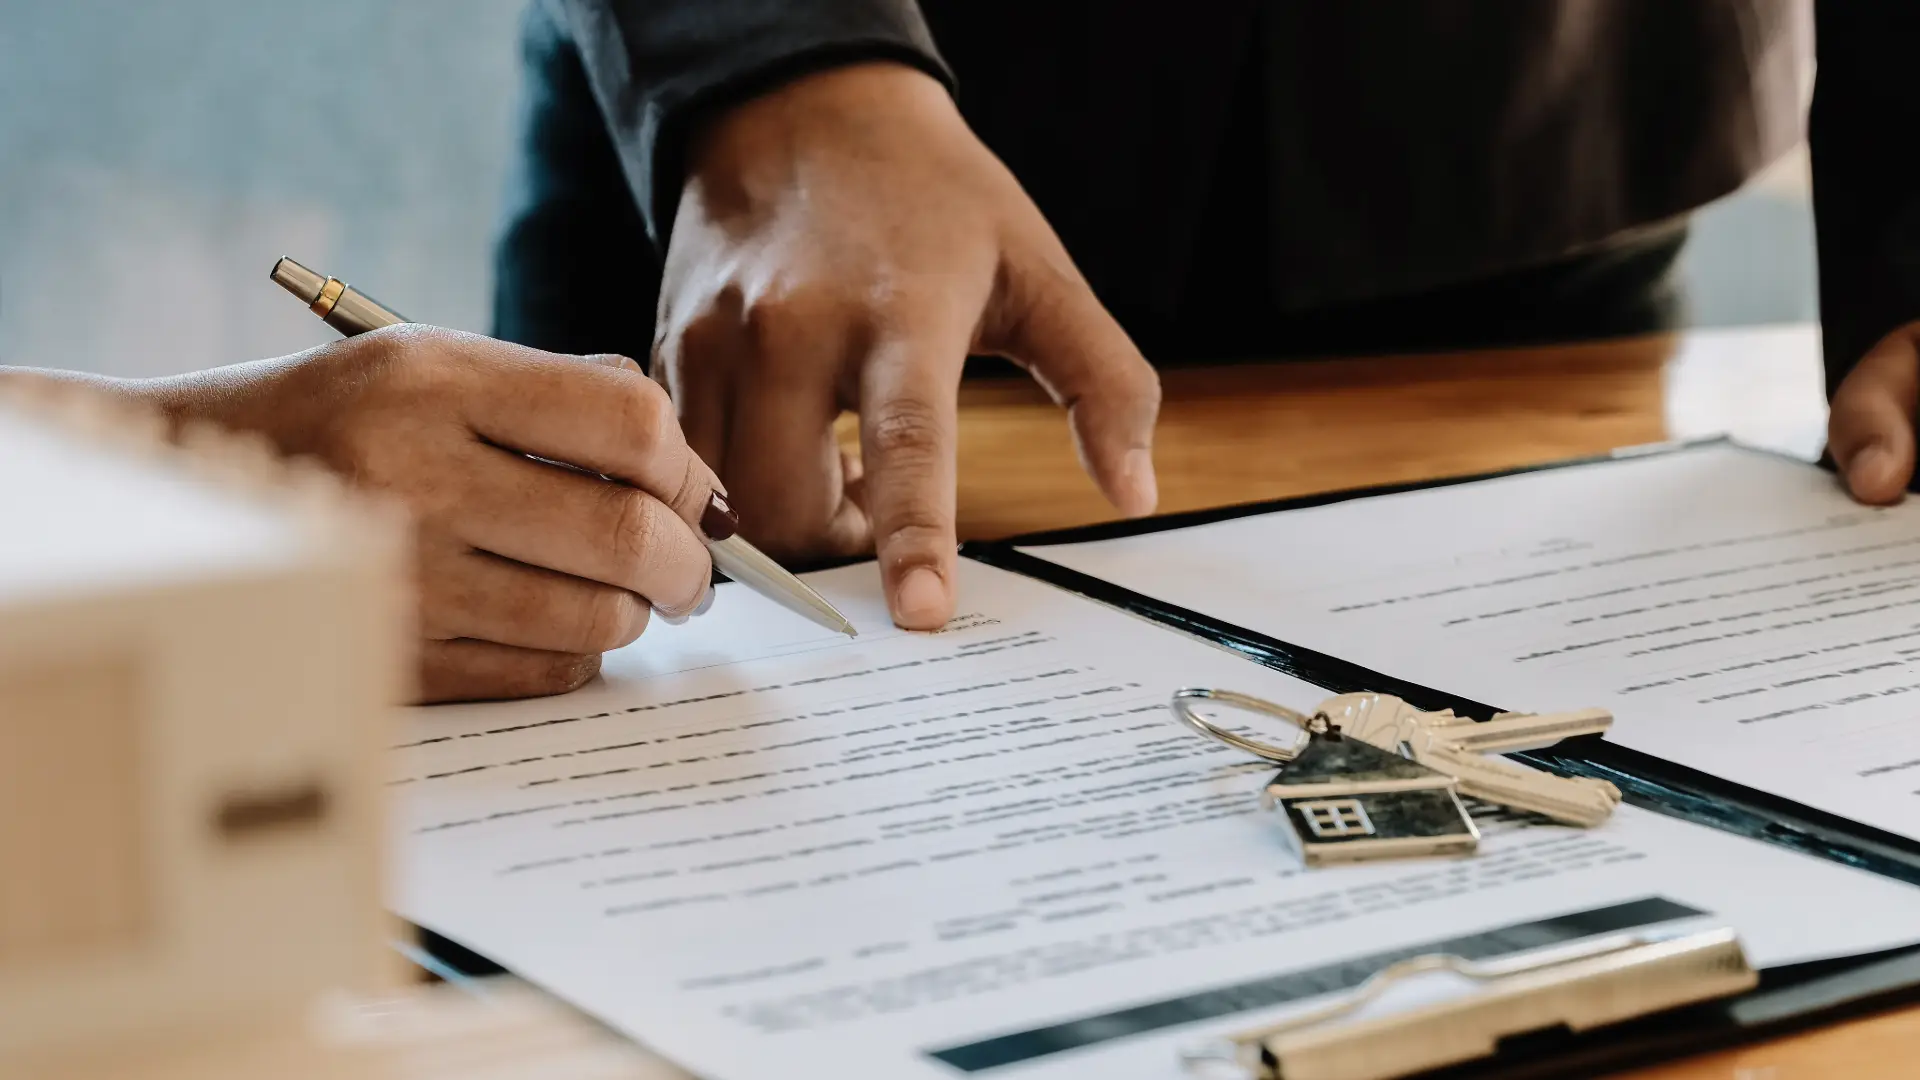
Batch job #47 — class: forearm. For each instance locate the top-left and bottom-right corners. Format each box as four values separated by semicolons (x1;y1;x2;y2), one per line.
0;366;162;417
0;354;318;445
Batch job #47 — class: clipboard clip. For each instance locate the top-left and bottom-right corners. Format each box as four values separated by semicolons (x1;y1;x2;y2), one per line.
1179;925;1758;1080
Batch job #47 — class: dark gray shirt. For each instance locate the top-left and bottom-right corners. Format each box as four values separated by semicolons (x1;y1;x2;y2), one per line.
547;0;1920;388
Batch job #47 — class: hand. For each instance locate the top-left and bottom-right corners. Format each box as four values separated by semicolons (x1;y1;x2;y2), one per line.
145;326;723;702
1829;321;1920;503
655;62;1161;630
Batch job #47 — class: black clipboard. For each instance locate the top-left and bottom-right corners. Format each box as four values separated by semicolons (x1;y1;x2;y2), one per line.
957;437;1920;1076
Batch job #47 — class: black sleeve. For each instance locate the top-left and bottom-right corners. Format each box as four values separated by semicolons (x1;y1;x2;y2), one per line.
1810;1;1920;396
550;0;954;248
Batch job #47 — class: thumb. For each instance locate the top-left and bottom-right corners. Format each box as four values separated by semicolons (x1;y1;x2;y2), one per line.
1829;324;1920;505
992;253;1162;517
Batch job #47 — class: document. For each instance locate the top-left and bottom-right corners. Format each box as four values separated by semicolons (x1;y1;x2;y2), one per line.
394;556;1920;1080
1025;443;1920;842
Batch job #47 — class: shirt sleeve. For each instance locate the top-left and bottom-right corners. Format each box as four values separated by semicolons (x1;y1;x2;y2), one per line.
1810;1;1920;395
550;0;954;248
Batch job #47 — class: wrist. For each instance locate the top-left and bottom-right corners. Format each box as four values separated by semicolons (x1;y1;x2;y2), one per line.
686;60;960;195
141;353;326;449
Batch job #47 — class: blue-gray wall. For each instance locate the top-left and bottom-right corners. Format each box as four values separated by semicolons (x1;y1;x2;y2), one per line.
1;0;526;377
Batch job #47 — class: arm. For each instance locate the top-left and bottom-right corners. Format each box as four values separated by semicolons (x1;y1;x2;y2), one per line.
552;1;1162;631
1812;1;1920;500
3;332;721;704
552;0;954;245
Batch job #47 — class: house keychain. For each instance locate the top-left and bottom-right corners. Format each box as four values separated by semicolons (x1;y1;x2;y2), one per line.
1170;688;1623;866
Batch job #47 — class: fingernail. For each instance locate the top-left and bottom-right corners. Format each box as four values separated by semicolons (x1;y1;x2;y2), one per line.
701;491;739;541
894;567;947;628
694;588;715;617
1122;448;1158;517
658;607;689;626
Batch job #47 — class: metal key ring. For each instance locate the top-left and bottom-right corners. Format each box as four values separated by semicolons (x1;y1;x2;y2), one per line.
1170;688;1320;763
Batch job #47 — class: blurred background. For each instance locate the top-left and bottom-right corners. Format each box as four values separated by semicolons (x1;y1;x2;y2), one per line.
0;1;525;378
0;1;1820;380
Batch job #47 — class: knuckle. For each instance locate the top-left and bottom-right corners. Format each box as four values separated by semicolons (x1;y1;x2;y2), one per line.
575;588;646;652
866;398;946;460
880;517;949;554
608;490;664;575
741;299;789;353
742;284;851;365
741;289;807;349
612;378;676;447
368;324;458;384
534;652;601;696
673;309;728;360
672;285;747;358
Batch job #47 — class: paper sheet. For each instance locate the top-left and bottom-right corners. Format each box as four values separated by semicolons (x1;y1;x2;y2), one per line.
393;556;1920;1080
1024;443;1920;842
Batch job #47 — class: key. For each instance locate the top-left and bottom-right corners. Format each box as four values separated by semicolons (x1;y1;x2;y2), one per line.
1313;693;1622;828
1424;708;1613;755
1406;739;1622;827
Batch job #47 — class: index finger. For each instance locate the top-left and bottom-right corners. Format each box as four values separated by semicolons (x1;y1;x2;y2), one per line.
860;326;968;630
451;333;725;532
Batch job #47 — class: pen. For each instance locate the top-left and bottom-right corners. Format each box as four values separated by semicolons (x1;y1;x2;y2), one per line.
270;256;858;638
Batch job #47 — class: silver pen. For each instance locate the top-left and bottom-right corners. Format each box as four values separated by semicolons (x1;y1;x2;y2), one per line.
270;257;857;638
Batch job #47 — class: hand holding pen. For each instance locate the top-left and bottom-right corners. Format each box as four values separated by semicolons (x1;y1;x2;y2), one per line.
72;257;855;704
272;259;853;638
4;258;844;701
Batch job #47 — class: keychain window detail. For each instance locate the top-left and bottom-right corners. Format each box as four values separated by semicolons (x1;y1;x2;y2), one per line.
1293;800;1374;839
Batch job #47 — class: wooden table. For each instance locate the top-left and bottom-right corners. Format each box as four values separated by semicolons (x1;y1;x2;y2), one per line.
948;324;1829;540
943;323;1913;1079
